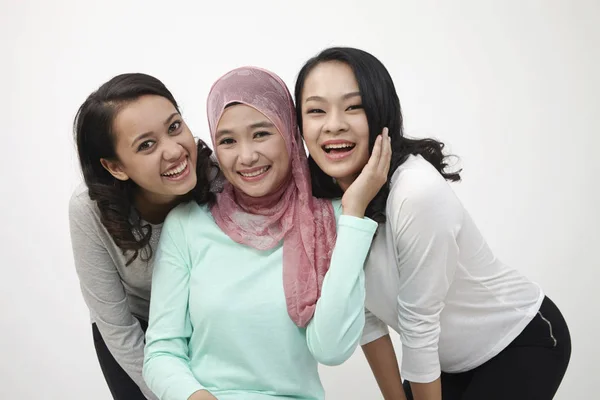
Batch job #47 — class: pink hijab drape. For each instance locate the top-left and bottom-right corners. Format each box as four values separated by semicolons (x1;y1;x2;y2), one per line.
207;67;337;327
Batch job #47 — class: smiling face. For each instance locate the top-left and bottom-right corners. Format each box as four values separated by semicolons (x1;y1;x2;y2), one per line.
100;95;198;204
214;103;291;198
300;61;370;190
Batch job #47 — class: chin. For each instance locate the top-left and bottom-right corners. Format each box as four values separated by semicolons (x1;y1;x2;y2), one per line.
237;187;269;198
323;166;356;181
176;178;197;195
234;180;276;198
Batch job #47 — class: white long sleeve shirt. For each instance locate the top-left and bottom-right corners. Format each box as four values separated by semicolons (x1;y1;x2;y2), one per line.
361;155;543;383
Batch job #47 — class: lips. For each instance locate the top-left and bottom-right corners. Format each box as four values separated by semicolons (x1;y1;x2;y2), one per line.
238;166;270;177
320;140;356;160
237;165;271;181
321;140;356;154
161;158;188;177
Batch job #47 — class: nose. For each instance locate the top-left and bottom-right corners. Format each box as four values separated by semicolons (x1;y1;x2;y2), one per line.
162;137;184;161
239;142;259;166
323;109;349;134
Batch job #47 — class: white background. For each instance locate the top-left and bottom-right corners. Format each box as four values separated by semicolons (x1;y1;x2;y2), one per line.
1;0;598;399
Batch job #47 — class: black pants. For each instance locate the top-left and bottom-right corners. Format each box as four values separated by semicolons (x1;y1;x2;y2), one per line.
404;296;571;400
92;319;148;400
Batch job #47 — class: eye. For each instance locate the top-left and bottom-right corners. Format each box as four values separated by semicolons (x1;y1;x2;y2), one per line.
218;138;235;145
137;140;155;152
168;120;182;134
254;131;272;139
346;104;363;111
306;108;325;114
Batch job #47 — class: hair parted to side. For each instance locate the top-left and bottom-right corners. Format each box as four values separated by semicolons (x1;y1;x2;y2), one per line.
295;47;461;222
74;73;218;264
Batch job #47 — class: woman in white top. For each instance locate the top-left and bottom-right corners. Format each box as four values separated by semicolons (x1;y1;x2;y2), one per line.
294;47;571;400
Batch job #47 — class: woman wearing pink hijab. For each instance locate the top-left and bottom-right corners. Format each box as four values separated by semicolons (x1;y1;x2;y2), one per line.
142;66;391;400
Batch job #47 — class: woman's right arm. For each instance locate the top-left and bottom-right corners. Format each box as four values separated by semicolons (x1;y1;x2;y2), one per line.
69;194;158;400
304;129;391;365
361;310;407;400
142;208;215;400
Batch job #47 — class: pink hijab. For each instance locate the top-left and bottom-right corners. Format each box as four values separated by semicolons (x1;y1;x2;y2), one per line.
207;67;337;327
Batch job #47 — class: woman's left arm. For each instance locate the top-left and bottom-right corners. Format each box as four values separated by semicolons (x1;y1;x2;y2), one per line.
389;169;464;400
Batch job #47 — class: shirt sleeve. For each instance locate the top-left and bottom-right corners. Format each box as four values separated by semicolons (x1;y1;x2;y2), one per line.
306;214;378;366
360;308;390;346
388;170;463;383
68;194;158;400
142;209;207;400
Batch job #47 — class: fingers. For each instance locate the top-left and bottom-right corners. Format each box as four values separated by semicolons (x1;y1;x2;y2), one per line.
367;134;383;169
378;127;392;176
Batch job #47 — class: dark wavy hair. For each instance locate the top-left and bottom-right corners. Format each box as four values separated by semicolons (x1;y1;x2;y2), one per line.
295;47;461;222
74;73;217;265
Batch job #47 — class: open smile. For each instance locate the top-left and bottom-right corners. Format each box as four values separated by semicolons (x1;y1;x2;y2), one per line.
321;140;356;160
237;165;271;181
161;157;190;181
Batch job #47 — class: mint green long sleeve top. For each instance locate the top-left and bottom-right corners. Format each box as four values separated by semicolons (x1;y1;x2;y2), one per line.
143;199;377;400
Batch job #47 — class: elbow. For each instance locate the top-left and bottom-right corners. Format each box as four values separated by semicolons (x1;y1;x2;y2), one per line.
142;356;153;386
142;350;163;389
142;366;153;395
142;353;164;396
312;342;358;366
314;352;350;366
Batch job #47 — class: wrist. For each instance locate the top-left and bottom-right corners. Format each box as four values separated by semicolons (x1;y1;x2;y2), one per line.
342;203;366;218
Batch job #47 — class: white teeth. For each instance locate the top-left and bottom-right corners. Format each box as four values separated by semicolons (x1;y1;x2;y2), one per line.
324;143;354;150
239;166;269;177
162;159;187;176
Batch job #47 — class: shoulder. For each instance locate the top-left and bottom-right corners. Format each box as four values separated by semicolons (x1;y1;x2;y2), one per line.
170;200;211;220
387;155;463;225
163;200;213;233
68;183;102;227
69;183;93;211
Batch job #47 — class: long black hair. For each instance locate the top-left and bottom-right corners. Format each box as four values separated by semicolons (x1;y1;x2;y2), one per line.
74;73;217;264
295;47;461;222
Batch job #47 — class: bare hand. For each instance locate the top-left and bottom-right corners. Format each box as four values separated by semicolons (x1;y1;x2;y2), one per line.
342;127;391;218
188;390;218;400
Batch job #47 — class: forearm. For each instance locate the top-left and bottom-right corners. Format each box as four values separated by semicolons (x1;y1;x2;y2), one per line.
306;215;377;365
411;378;442;400
143;224;204;400
362;335;407;400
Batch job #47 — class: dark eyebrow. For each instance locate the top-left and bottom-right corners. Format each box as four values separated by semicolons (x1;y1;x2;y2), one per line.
214;129;233;140
130;112;180;147
249;121;275;129
342;91;361;100
215;120;275;140
304;91;361;103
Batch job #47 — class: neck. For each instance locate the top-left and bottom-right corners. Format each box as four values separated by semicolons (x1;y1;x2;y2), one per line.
335;173;359;192
134;190;183;224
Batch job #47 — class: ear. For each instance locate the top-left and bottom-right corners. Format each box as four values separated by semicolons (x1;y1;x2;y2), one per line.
100;158;130;181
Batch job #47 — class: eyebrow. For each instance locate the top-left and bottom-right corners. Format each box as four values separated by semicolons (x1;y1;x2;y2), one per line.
304;91;361;103
131;112;180;147
249;121;275;129
215;120;275;139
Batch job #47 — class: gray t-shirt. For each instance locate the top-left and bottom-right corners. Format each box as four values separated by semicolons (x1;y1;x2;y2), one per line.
69;183;160;400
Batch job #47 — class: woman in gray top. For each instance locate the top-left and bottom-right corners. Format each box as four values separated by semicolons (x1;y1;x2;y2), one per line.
69;73;217;400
